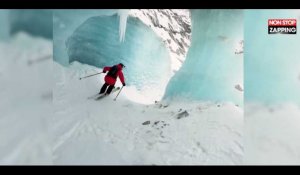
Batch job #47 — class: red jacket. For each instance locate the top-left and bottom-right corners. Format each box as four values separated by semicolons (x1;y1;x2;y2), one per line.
103;64;125;86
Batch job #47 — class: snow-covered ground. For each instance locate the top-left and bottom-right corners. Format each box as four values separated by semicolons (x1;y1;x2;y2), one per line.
244;103;300;165
52;61;243;165
2;33;299;165
0;33;53;164
0;32;244;165
0;13;245;165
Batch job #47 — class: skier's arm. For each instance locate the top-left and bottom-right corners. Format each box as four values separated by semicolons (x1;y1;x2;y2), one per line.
118;71;125;86
103;66;111;73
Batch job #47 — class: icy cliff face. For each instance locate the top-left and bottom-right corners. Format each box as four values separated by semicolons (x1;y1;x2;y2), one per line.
9;10;53;39
129;9;191;72
0;10;53;40
65;14;171;103
244;10;300;165
244;10;300;105
0;10;9;40
164;10;244;106
53;10;117;66
54;9;191;73
54;9;191;103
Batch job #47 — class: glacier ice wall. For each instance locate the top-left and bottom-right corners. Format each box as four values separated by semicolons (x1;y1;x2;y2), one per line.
0;10;10;40
66;14;171;91
9;10;53;39
129;9;191;72
54;11;171;101
244;10;300;105
164;10;243;106
54;10;118;66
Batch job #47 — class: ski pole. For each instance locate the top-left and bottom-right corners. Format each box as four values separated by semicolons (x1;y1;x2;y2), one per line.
79;72;102;80
114;86;124;101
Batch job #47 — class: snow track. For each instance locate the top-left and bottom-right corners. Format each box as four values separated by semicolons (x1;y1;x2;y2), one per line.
52;61;243;164
0;31;243;165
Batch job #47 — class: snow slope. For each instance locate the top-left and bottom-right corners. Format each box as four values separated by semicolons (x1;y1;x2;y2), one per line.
52;61;243;165
0;33;53;164
244;103;300;164
0;11;243;165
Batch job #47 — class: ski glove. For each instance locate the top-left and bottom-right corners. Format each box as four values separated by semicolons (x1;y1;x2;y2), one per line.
103;70;107;73
123;83;126;86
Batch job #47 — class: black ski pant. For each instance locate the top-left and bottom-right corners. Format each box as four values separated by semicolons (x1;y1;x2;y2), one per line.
100;83;114;94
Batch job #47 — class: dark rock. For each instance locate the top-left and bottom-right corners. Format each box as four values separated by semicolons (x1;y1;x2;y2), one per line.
142;121;151;125
176;110;189;119
235;84;243;92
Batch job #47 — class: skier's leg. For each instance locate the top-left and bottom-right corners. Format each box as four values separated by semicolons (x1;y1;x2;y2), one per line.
99;83;108;94
106;85;115;95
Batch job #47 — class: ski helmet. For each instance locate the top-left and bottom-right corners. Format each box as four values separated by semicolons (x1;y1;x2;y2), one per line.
119;63;125;68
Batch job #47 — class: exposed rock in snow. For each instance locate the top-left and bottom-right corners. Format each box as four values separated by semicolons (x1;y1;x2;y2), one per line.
235;84;244;92
176;110;189;119
154;100;169;109
129;9;191;73
142;121;151;125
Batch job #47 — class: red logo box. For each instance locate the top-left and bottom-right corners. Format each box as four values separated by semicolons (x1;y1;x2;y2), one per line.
268;19;297;34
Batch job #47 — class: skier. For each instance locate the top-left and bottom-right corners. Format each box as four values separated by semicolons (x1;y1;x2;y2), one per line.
99;63;126;95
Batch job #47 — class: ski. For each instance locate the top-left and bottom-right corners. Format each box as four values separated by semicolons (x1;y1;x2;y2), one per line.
87;87;120;100
87;93;102;100
87;87;121;100
95;87;121;100
94;94;107;100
